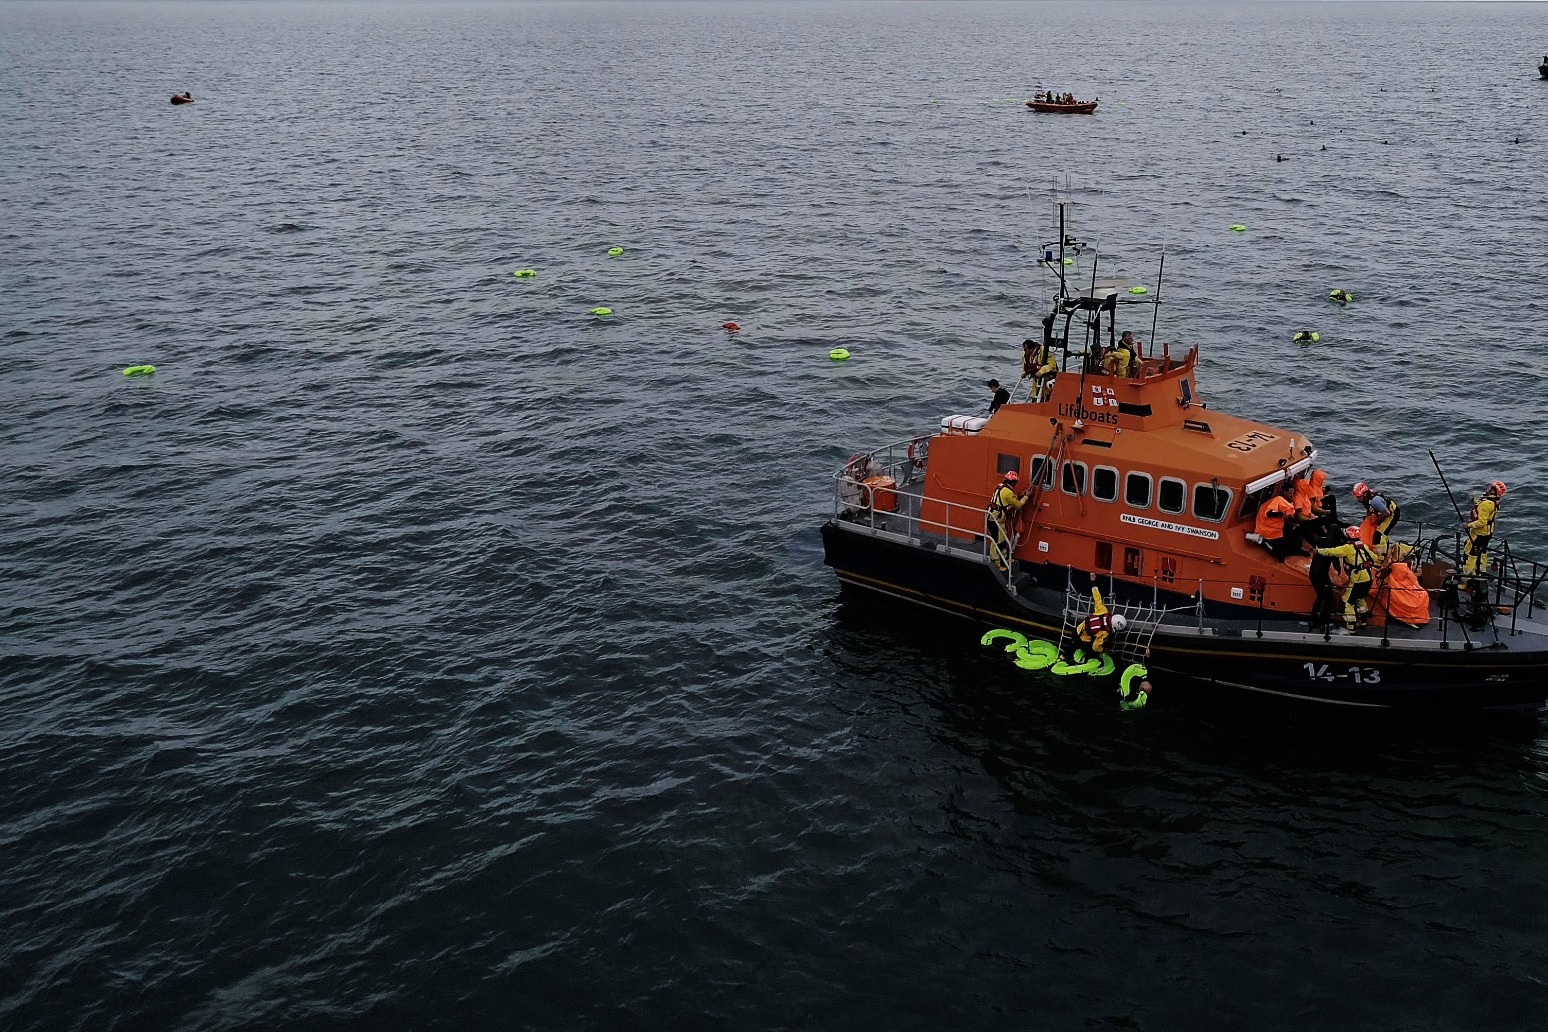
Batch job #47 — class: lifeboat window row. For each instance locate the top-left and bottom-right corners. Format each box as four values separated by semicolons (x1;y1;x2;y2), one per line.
1037;457;1233;523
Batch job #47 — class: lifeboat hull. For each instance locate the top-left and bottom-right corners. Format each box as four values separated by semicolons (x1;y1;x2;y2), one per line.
1026;100;1098;114
821;519;1548;713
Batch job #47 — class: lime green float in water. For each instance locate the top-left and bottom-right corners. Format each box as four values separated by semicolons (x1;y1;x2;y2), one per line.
607;247;625;256
829;348;850;361
513;269;536;278
1230;224;1247;232
590;307;613;316
1128;285;1148;295
123;365;156;377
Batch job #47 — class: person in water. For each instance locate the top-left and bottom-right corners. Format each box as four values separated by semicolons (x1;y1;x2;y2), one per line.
986;379;1011;414
170;91;193;104
986;471;1028;572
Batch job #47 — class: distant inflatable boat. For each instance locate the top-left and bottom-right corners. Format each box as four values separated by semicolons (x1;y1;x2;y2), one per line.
1026;99;1098;114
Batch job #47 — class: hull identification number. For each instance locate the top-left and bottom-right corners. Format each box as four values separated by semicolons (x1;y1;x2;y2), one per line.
1228;430;1279;453
1304;663;1381;683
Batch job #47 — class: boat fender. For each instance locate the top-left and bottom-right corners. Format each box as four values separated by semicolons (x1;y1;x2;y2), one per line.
122;365;156;377
1089;653;1116;677
980;628;1028;652
1013;640;1058;671
829;348;850;361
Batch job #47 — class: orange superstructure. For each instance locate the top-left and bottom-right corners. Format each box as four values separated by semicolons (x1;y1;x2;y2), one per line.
919;344;1321;616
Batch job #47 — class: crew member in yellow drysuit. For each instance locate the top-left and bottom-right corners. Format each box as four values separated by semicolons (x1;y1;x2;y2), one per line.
1316;526;1379;633
1102;331;1138;377
1077;586;1129;655
1023;338;1058;400
987;471;1028;572
1462;480;1505;578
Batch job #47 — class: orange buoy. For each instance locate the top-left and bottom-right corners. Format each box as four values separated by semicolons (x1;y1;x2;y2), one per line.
722;322;740;332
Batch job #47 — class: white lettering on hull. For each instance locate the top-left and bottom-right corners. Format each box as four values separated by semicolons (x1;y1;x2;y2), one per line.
1120;512;1221;541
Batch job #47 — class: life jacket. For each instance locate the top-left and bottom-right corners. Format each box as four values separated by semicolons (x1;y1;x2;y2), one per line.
1374;495;1399;533
987;485;1019;521
1255;495;1296;540
1292;478;1319;519
1469;496;1498;536
1349;540;1377;581
1085;611;1113;636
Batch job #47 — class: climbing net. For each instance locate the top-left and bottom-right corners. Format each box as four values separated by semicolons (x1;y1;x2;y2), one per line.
1057;589;1175;670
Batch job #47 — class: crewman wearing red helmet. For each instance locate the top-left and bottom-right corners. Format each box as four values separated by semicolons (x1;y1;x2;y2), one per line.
1352;481;1400;552
1314;525;1380;633
1462;480;1507;578
986;470;1030;573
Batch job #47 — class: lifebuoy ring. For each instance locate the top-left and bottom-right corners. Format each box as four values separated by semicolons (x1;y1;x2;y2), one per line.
980;628;1028;652
1090;653;1116;677
1013;639;1058;670
1052;656;1101;676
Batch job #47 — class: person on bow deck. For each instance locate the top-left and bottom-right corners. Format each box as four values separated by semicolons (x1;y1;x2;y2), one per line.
1075;585;1128;657
1316;526;1379;633
986;379;1011;415
1102;331;1138;377
986;471;1029;572
1352;482;1399;551
1247;482;1301;560
1462;480;1506;578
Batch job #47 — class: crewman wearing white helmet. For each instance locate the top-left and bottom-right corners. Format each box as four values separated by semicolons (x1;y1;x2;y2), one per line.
1077;585;1128;656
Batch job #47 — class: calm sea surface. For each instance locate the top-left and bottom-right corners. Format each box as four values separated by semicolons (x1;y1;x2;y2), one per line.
4;1;1548;1028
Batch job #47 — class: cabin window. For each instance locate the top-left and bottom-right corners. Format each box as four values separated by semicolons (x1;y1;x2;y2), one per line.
1158;477;1186;515
1125;472;1153;509
1123;546;1143;577
1095;541;1113;571
1160;556;1178;584
1193;483;1233;523
1061;461;1087;496
996;453;1021;477
1092;466;1119;502
1027;454;1056;490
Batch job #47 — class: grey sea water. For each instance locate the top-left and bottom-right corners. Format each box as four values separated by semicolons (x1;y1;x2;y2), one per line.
4;1;1548;1029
